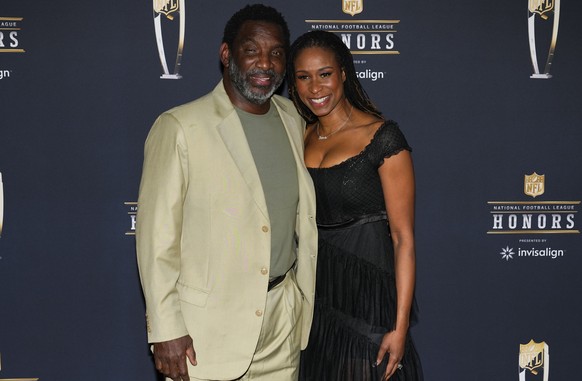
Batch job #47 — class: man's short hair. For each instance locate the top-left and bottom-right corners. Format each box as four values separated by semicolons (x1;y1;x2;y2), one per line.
222;4;290;50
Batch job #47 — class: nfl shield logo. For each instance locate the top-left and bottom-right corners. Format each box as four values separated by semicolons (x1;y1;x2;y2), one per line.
154;0;179;16
529;0;554;18
519;340;549;379
524;172;545;198
343;0;363;16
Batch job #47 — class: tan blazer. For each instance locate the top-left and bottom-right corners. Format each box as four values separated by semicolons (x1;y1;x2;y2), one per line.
136;81;317;380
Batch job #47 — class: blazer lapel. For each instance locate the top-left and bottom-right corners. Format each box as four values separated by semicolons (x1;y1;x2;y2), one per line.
213;85;269;220
273;98;308;185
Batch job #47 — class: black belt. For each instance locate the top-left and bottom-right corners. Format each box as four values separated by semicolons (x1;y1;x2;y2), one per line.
317;212;387;230
268;273;287;291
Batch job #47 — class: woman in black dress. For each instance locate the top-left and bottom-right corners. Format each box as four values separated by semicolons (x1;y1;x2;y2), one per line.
288;31;423;380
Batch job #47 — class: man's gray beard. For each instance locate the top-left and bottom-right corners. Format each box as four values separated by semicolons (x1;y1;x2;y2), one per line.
228;58;284;105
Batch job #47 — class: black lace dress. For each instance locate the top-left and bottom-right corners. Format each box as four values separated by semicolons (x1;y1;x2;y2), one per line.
300;121;423;381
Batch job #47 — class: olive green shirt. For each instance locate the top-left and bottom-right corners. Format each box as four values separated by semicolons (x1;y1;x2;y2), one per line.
236;103;299;278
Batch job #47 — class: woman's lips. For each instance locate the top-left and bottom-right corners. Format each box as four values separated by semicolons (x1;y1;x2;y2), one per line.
308;95;330;108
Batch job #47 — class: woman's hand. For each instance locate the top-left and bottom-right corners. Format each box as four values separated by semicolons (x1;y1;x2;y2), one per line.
376;329;406;380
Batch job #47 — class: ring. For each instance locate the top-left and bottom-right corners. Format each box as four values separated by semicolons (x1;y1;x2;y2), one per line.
397;363;403;370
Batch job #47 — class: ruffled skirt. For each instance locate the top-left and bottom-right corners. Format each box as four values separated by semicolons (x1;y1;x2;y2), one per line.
299;218;423;381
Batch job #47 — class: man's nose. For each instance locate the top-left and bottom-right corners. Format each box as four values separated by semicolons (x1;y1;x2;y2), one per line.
256;52;274;70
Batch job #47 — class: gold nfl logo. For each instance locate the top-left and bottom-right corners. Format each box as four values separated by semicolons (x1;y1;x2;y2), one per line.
343;0;363;16
154;0;179;17
529;0;554;19
524;172;545;198
519;340;549;377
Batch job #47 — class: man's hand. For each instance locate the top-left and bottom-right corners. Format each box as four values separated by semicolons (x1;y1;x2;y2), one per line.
153;335;197;381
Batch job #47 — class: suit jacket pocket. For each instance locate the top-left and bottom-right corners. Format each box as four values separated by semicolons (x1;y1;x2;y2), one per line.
176;281;210;307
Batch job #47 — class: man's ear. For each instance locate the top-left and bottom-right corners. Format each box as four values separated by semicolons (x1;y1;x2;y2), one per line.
219;42;230;67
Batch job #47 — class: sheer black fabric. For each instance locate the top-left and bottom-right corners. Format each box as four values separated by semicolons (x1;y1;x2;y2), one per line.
300;121;423;381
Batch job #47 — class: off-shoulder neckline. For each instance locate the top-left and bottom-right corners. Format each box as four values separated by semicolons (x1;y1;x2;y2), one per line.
307;120;395;170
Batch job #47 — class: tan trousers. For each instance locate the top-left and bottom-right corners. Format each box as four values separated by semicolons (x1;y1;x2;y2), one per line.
191;270;303;381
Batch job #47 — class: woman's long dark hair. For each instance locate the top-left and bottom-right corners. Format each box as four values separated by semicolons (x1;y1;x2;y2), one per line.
287;30;382;124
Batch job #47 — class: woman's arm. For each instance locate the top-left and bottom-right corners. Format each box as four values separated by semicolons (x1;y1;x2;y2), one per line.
376;149;416;379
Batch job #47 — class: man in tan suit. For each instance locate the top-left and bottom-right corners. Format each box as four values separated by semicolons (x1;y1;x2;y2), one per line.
136;4;317;381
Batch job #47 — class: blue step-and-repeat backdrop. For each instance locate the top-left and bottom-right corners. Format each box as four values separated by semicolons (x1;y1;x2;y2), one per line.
1;1;580;380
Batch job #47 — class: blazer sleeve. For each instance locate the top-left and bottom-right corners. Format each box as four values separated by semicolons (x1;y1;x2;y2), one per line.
136;112;190;343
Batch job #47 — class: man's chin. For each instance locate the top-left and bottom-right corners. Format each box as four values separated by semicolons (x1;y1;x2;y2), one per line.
246;89;276;104
247;96;271;105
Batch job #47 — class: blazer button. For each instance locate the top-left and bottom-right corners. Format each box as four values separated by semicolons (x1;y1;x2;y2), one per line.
262;226;269;233
260;267;268;275
255;310;263;317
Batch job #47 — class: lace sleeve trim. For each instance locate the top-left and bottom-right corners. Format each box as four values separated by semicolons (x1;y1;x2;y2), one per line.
364;120;412;167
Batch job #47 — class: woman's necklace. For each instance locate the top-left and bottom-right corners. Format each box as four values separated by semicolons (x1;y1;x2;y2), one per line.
316;105;354;140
